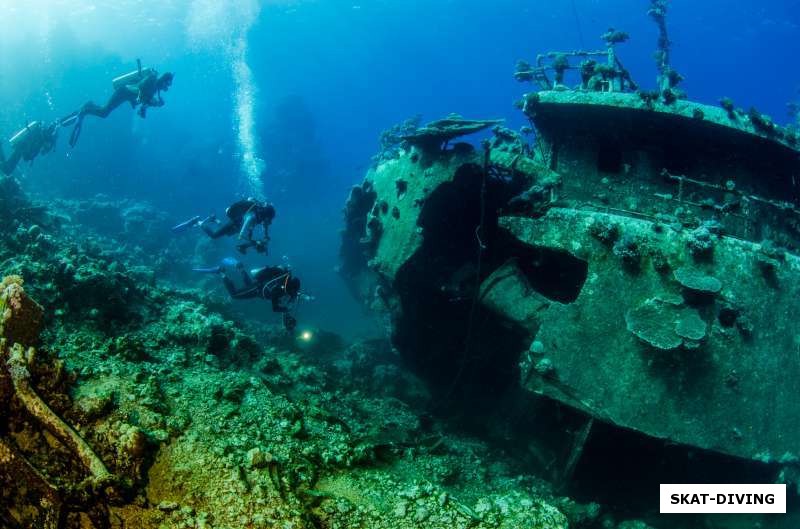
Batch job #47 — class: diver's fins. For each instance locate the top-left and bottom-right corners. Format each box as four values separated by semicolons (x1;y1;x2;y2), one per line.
68;119;83;148
171;215;201;233
236;240;268;255
192;266;223;274
193;257;240;274
59;112;79;128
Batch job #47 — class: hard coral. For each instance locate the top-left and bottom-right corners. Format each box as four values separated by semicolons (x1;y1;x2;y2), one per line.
588;217;620;245
720;97;737;119
686;225;716;258
552;54;570;85
673;266;722;294
374;115;421;164
612;233;642;270
747;107;776;135
514;60;535;82
601;28;630;46
625;298;707;351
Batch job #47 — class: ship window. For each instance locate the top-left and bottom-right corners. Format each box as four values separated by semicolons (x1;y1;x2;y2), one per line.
597;143;623;174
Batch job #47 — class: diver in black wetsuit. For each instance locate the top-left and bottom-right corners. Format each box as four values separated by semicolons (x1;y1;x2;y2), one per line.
1;120;61;175
195;258;301;331
173;197;276;255
69;61;174;147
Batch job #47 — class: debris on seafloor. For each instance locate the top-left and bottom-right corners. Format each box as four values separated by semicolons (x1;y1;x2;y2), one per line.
1;275;115;528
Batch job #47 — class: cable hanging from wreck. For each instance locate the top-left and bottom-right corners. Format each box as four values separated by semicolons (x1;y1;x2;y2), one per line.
570;0;587;49
440;141;491;407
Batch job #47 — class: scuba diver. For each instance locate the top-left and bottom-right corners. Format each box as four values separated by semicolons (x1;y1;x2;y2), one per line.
195;258;301;331
0;118;71;175
69;59;174;147
172;197;276;254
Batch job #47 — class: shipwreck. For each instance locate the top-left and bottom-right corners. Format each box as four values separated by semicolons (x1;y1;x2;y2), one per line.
339;7;800;484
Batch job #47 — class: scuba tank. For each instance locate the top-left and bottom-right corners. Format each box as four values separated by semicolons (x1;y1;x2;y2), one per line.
112;59;155;90
9;122;41;149
112;68;155;89
226;199;259;221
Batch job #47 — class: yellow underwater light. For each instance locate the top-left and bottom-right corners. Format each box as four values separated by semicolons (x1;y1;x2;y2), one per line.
299;330;313;342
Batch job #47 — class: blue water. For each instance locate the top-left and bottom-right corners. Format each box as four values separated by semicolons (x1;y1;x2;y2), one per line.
1;0;798;336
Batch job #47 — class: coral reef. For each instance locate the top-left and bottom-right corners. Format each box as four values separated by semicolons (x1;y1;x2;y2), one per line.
1;184;594;528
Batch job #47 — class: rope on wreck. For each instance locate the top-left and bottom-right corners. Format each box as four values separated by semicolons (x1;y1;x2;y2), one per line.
439;141;491;408
570;0;587;49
